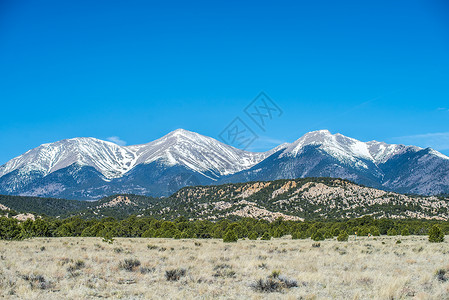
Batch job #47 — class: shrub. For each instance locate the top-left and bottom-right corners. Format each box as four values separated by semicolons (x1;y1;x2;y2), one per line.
387;228;398;236
252;278;281;293
429;225;445;243
248;232;258;240
370;226;380;236
223;229;238;243
0;217;22;240
213;264;236;278
312;229;325;241
165;268;186;281
142;228;156;238
119;259;141;272
270;270;281;279
291;231;300;240
102;232;114;244
251;273;298;293
261;232;271;241
401;228;410;236
113;247;123;253
67;259;85;272
21;274;53;290
139;266;156;274
332;227;340;236
337;231;349;242
436;268;448;282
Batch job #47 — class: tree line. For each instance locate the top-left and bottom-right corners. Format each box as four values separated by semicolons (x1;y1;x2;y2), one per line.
0;215;448;242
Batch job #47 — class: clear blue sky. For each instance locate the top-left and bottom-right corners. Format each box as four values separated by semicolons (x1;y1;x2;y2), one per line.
1;0;449;164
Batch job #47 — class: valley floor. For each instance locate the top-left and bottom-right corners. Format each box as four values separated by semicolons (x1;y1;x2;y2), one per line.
0;236;448;299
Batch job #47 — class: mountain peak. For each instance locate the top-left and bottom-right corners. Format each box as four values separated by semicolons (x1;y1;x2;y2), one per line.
283;130;373;162
168;128;195;136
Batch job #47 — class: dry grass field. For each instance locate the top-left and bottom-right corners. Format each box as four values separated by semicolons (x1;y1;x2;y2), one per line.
1;236;449;299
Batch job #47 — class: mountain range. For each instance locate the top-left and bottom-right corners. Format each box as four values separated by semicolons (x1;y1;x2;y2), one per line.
1;129;448;200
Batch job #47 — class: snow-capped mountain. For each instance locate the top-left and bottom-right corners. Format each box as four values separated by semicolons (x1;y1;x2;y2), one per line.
0;129;269;199
1;129;448;199
0;137;137;180
221;130;449;196
128;129;267;179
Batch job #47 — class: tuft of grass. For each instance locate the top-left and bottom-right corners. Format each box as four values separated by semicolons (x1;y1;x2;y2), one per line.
119;259;141;272
436;269;448;282
67;259;85;272
258;263;268;269
251;275;298;293
165;268;186;281
113;247;123;253
213;264;236;278
21;274;53;290
139;266;156;274
269;270;281;279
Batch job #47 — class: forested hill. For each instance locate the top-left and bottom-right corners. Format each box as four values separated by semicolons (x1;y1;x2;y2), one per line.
1;177;448;221
143;178;449;221
0;194;89;218
0;194;158;219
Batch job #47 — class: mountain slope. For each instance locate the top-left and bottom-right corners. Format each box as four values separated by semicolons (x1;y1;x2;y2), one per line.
1;129;448;199
221;130;449;195
0;129;268;199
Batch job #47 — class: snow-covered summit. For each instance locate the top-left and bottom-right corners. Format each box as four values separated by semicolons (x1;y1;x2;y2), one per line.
129;128;267;178
0;137;137;179
0;129;268;180
282;130;374;168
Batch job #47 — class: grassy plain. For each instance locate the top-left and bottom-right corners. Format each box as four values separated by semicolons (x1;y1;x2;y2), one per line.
0;236;448;299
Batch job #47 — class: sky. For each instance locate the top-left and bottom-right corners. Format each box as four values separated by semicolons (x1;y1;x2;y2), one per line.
0;0;448;164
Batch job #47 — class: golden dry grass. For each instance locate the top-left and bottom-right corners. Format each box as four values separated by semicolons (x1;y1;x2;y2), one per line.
1;236;449;299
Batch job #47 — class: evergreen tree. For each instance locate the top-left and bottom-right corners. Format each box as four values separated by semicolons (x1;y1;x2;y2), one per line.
337;231;349;242
260;232;271;240
248;231;258;240
312;229;326;241
223;229;238;243
387;228;397;236
401;227;410;236
428;225;444;243
369;226;380;236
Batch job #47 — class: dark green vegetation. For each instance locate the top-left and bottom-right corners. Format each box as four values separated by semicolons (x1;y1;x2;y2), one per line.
0;194;158;219
429;225;445;243
2;178;449;221
1;178;448;243
0;214;447;242
0;194;89;218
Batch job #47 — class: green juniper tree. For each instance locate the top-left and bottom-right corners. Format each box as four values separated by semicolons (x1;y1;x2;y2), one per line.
428;225;444;243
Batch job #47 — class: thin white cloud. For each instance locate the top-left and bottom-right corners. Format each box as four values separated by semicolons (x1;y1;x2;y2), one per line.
106;136;127;146
392;132;449;151
246;136;287;152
